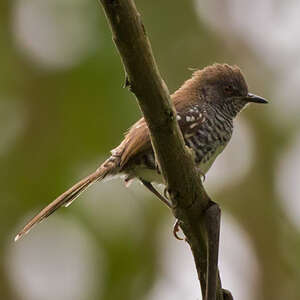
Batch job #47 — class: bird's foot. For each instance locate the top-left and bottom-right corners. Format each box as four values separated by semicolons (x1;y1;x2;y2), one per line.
173;219;185;241
163;187;169;199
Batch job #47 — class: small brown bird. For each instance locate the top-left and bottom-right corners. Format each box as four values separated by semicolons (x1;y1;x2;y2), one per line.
15;63;267;241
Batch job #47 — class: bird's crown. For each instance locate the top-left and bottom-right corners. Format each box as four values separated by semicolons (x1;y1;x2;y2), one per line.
172;63;249;111
193;63;248;94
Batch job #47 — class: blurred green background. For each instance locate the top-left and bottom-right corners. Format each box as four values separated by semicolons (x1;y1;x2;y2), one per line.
1;0;300;300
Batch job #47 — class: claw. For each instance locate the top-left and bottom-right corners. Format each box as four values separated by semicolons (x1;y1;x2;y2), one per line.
202;174;206;182
163;187;179;209
196;168;206;182
163;187;169;199
173;219;184;240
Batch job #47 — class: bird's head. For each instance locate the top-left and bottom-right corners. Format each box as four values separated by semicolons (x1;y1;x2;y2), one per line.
197;64;268;116
174;63;268;118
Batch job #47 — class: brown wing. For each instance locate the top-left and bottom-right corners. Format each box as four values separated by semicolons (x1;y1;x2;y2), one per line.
176;106;206;139
111;118;151;168
113;103;205;169
113;71;206;168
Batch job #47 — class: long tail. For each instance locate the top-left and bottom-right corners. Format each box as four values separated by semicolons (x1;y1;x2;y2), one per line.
15;157;118;242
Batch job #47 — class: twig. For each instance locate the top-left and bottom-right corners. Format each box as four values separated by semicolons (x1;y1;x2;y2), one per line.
98;1;230;299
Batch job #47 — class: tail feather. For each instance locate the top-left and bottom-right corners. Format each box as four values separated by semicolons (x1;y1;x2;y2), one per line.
15;158;117;242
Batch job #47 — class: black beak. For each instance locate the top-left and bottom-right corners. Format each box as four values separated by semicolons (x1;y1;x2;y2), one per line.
246;93;268;104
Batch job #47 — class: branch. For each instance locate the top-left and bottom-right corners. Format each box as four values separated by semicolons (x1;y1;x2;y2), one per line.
98;1;231;299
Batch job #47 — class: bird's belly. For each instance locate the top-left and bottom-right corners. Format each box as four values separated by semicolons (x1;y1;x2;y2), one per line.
129;144;226;183
126;135;228;184
196;143;226;174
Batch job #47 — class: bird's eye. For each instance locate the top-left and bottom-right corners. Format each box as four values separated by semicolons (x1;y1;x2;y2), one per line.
224;85;234;95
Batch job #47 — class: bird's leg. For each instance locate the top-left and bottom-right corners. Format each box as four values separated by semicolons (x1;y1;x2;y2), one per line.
204;201;221;300
140;180;172;208
141;180;186;240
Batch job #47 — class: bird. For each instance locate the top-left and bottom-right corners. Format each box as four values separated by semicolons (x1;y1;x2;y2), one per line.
15;63;267;241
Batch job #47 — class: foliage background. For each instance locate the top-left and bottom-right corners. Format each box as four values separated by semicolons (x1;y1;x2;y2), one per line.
1;1;300;299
